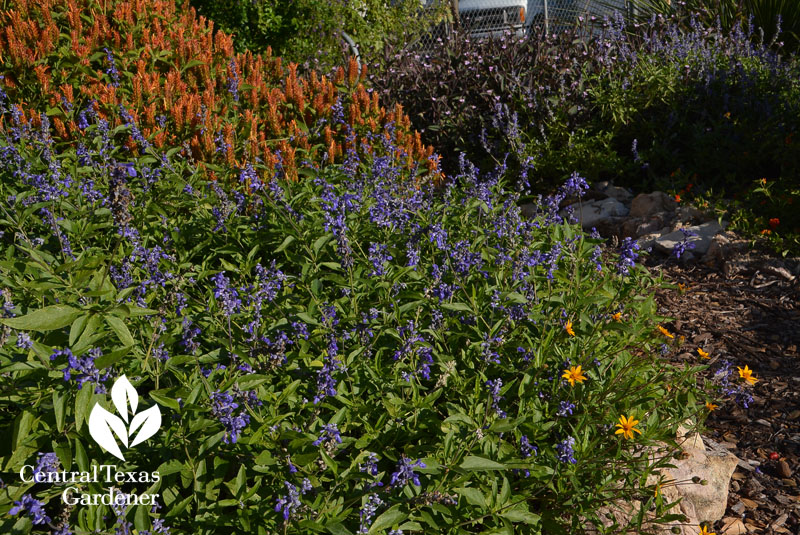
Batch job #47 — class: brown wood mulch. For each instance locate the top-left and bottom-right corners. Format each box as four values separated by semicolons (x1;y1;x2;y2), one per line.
642;247;800;534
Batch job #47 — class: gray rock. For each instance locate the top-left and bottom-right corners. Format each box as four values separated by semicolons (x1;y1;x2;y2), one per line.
636;233;659;251
702;231;753;266
629;191;677;218
596;182;634;203
655;221;725;256
622;212;675;239
675;205;708;224
561;198;629;229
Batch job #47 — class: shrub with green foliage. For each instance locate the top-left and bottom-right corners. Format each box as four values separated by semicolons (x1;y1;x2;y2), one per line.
372;14;800;253
184;0;449;70
0;82;728;534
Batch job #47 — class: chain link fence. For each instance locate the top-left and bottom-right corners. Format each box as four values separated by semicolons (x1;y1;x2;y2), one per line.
415;0;631;48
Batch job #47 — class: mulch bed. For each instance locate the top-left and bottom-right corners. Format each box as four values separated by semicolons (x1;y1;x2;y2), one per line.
643;247;800;534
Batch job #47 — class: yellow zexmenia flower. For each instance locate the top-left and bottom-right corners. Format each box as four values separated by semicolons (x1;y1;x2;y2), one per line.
737;365;758;385
565;320;575;337
697;348;710;359
657;325;674;339
611;312;622;322
705;401;718;411
614;415;642;440
562;365;587;387
698;525;715;535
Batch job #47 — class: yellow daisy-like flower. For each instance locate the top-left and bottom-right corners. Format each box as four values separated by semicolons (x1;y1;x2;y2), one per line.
698;525;715;535
614;415;642;440
562;365;587;387
737;365;757;385
705;402;718;411
611;312;622;322
697;348;710;359
565;320;575;337
678;283;687;293
657;325;674;339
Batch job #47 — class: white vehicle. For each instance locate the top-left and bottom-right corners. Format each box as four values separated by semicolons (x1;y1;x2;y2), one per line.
456;0;529;38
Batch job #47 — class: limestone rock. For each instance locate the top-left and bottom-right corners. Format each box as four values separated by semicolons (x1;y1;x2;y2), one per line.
675;205;709;224
655;221;725;256
585;426;739;534
702;231;752;266
561;198;629;229
629;191;677;218
594;181;634;202
671;436;740;522
622;212;675;239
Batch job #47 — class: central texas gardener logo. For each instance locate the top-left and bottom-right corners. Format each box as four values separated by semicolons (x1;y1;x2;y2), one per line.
88;375;161;461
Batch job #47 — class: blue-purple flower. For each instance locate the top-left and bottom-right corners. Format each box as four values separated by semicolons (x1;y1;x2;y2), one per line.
556;436;577;464
50;348;112;393
485;378;507;418
368;242;392;277
616;237;640;276
8;494;50;525
389;457;426;489
312;423;342;446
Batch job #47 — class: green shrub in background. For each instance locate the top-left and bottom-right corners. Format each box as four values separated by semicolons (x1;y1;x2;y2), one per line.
183;0;449;70
0;82;731;534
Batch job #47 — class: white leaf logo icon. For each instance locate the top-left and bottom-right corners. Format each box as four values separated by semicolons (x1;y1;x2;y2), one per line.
88;404;127;461
129;405;161;447
88;375;162;461
112;375;138;423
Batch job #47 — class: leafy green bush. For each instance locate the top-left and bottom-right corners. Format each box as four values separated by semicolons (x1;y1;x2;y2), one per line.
0;84;726;534
586;14;800;194
184;0;449;70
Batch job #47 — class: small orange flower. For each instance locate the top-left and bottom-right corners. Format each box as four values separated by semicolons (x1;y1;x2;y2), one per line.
759;178;767;185
761;229;772;235
678;283;687;292
611;312;622;322
657;325;674;339
737;365;757;385
705;402;718;411
564;320;575;337
614;415;642;440
562;365;587;386
769;218;780;230
675;194;681;203
723;112;731;119
697;348;710;359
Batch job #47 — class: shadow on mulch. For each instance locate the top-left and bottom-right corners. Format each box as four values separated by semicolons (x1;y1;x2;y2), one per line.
643;248;800;534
